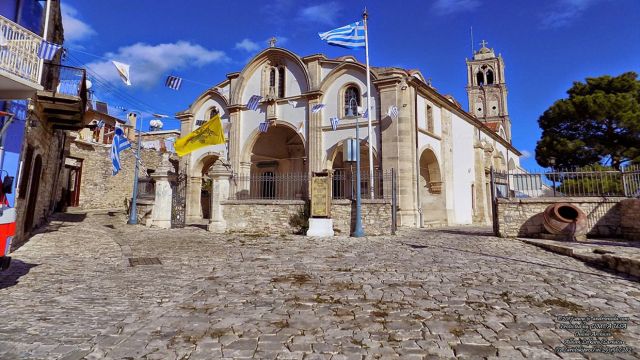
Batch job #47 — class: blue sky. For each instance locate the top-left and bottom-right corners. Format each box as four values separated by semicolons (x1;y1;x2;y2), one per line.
60;0;640;169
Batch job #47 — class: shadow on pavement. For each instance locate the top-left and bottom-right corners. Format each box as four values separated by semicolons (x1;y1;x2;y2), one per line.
0;259;39;290
432;228;495;237
403;242;636;282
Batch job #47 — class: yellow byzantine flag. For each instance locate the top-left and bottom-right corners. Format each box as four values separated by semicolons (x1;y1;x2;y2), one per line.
174;114;225;156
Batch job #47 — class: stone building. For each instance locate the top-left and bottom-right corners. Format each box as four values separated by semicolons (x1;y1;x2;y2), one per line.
177;41;522;230
64;108;177;211
1;1;90;248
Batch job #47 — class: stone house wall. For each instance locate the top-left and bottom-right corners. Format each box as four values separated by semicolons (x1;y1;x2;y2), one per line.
222;199;393;236
12;124;68;249
67;140;165;210
620;199;640;241
496;197;624;239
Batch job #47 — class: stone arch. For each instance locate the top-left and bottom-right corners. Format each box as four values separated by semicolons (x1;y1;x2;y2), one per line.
187;152;221;221
319;62;378;94
508;158;516;171
326;139;380;199
230;48;311;105
418;147;447;226
493;151;506;171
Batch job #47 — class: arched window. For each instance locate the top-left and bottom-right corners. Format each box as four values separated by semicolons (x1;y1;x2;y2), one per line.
278;67;285;98
208;106;219;119
476;71;484;86
486;70;494;85
344;86;360;117
269;68;276;88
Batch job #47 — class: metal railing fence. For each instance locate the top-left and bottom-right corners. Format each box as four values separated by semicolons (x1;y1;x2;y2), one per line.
496;165;640;198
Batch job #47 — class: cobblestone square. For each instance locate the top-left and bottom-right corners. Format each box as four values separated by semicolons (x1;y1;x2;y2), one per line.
1;211;638;359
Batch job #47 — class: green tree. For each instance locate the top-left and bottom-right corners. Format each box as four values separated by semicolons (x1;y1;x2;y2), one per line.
535;72;640;170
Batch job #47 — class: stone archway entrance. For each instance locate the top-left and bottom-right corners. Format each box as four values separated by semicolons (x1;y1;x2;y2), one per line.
186;153;219;223
246;125;306;199
419;149;447;226
330;139;378;199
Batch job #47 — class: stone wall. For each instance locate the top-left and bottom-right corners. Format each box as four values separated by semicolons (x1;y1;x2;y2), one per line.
497;197;624;239
222;199;393;236
12;125;67;249
68;140;166;210
620;199;640;241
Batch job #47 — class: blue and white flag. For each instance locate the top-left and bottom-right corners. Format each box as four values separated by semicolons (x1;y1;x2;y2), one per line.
330;117;339;131
259;121;269;133
247;95;262;111
363;108;368;119
111;127;131;176
311;103;325;113
318;21;365;49
96;119;105;129
288;100;297;108
165;75;182;90
388;105;399;120
37;40;62;60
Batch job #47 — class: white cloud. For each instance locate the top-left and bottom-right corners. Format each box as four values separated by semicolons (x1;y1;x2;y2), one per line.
521;150;532;159
541;0;600;28
61;3;96;44
84;41;229;88
432;0;481;15
298;2;341;26
235;39;260;52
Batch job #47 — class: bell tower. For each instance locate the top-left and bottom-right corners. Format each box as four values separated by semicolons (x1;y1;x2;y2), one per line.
466;40;511;142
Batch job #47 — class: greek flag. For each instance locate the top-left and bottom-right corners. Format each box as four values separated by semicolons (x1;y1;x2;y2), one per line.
247;95;262;111
165;75;182;90
363;108;368;119
311;103;325;113
96;120;105;128
388;105;399;120
259;121;269;133
330;117;339;131
37;40;62;60
111;127;131;176
319;21;366;49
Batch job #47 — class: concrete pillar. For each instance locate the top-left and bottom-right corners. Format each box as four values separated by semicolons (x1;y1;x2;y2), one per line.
150;153;173;229
208;160;232;233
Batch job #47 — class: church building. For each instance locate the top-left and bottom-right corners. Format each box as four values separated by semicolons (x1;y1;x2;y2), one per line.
176;40;521;229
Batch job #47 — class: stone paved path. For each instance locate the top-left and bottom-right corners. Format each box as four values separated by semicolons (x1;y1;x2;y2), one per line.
0;211;638;359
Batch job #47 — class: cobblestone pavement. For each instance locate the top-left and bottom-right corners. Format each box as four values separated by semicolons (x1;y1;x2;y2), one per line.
0;211;639;359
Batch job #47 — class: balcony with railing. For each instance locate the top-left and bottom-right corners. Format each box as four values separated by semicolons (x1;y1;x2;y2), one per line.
35;63;88;130
0;15;44;98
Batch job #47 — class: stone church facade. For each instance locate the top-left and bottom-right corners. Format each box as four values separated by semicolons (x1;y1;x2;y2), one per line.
176;42;521;229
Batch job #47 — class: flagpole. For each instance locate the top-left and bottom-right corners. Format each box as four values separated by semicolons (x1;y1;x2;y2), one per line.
37;0;52;84
363;9;375;199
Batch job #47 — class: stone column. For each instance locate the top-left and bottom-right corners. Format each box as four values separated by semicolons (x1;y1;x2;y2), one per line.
307;97;323;174
207;160;232;233
186;176;202;223
150;153;173;229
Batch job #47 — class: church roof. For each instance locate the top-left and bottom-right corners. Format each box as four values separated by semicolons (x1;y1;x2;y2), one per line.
484;122;501;132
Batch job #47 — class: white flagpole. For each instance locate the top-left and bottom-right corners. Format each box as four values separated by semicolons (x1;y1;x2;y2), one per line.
37;0;52;84
363;9;375;199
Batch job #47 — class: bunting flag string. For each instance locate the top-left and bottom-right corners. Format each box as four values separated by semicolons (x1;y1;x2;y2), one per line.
247;95;262;111
112;61;131;86
330;117;339;131
388;105;399;120
311;104;325;113
37;40;62;60
259;121;269;133
165;75;183;90
297;121;304;134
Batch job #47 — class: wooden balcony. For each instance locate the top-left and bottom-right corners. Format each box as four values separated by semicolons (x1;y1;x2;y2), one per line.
35;64;88;130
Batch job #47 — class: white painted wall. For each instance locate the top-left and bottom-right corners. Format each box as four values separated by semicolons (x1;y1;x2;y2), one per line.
451;114;476;224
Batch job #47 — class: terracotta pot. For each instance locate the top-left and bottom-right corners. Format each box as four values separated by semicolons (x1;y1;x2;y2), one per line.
543;203;587;238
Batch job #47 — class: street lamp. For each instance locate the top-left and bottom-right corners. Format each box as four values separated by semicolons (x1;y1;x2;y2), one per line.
127;110;167;225
347;97;365;237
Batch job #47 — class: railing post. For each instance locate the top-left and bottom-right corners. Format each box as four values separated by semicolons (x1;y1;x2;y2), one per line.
621;167;628;197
